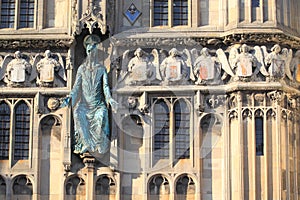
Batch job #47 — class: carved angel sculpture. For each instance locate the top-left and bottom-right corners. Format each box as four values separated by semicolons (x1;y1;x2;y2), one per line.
192;48;222;84
228;44;269;81
119;48;156;85
159;48;190;85
264;44;292;80
291;50;300;82
31;50;66;87
0;51;32;87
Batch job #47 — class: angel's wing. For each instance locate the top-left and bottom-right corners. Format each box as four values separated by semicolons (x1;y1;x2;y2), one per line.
253;46;269;76
228;46;239;69
121;50;130;72
151;49;161;80
216;49;235;77
0;55;13;81
183;49;195;81
29;54;42;82
291;50;300;79
56;53;67;81
191;48;200;64
260;46;270;65
282;48;293;80
117;50;130;82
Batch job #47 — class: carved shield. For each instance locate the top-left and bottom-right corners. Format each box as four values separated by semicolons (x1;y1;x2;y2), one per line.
131;61;148;81
237;57;252;77
40;64;54;82
197;58;215;80
10;64;25;83
270;59;285;76
166;61;181;81
296;63;300;82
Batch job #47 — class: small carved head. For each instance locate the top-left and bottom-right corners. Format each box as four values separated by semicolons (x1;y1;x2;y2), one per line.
200;47;210;57
241;44;249;53
169;48;179;57
45;50;52;58
271;44;281;54
14;51;21;59
134;48;144;58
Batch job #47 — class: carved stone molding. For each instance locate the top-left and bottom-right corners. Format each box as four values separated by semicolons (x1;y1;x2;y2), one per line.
0;39;73;49
111;33;300;48
267;91;283;104
206;94;226;109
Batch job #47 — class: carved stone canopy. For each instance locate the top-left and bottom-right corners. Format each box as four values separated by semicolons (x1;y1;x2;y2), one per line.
80;1;106;34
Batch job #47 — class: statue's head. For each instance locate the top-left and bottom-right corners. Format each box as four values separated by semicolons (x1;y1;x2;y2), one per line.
271;44;281;54
169;48;179;57
84;34;101;55
45;50;51;58
241;44;249;53
134;48;144;58
14;51;21;59
200;48;209;56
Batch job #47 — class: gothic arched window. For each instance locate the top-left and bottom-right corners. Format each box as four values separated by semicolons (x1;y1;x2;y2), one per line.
175;174;195;200
0;102;10;160
174;99;190;159
0;176;6;198
95;175;116;199
153;97;192;163
148;174;170;199
14;101;30;160
12;175;33;197
154;99;170;159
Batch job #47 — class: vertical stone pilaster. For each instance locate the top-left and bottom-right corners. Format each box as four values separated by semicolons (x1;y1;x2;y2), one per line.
83;154;95;200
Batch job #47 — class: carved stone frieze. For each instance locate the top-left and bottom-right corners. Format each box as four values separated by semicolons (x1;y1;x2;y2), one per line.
0;39;73;49
111;33;300;48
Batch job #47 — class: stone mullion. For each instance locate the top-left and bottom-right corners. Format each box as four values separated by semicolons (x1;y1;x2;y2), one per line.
223;97;230;200
263;109;268;200
169;103;174;167
275;103;282;199
250;108;256;200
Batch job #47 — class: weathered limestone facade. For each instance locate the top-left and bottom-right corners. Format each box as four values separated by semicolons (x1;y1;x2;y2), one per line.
0;0;300;200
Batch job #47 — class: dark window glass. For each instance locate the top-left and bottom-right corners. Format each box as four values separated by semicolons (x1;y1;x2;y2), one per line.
154;0;168;26
255;117;264;156
154;100;170;159
14;102;30;160
174;99;190;159
252;0;260;7
173;0;188;26
0;0;15;28
19;0;34;28
0;102;10;160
